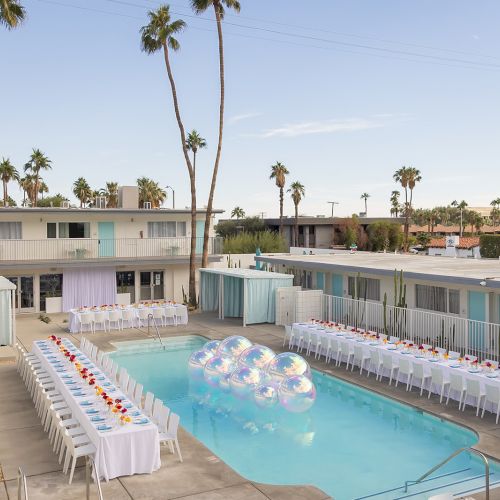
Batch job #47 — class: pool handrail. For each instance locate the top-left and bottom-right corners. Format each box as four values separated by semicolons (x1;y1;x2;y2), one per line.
404;446;489;498
86;456;103;500
147;313;164;348
17;467;28;500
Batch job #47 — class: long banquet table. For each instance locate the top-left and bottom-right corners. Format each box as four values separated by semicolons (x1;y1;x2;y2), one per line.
69;303;188;333
292;322;500;409
32;338;161;480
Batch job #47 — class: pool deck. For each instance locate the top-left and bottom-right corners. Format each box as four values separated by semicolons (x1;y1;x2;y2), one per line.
2;311;500;500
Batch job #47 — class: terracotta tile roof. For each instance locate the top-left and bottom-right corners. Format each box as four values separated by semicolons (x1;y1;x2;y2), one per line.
428;237;480;249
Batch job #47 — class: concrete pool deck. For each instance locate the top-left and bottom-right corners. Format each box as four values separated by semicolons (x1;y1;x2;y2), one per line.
2;311;500;499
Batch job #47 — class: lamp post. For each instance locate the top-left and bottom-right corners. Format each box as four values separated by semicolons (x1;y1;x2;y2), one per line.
328;201;339;218
166;185;175;210
328;201;339;246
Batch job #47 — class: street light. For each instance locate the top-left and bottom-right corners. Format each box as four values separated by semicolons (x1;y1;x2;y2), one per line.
327;201;339;218
328;201;339;246
166;185;175;209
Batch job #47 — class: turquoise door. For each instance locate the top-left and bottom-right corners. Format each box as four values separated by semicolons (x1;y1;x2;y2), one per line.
98;222;115;257
468;291;486;351
316;272;325;291
331;274;343;297
196;220;204;254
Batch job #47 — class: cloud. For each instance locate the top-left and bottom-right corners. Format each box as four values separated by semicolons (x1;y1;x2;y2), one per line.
257;117;386;138
228;112;262;124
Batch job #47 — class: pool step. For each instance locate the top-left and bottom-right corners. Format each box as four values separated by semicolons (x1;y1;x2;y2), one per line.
355;469;498;500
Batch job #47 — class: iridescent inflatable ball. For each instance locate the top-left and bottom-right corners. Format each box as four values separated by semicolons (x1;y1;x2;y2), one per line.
229;366;263;399
217;335;253;359
219;374;231;393
188;349;214;379
267;352;312;382
238;345;276;370
278;375;316;413
203;340;221;355
254;384;279;409
203;355;236;388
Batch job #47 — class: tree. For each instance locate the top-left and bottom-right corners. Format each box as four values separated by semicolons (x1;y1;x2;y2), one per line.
491;207;500;234
231;206;245;219
72;177;92;208
0;196;17;207
24;148;51;206
141;4;197;306
0;158;20;206
269;161;289;236
137;177;166;208
393;166;421;252
1;0;25;29
38;181;49;200
390;190;400;217
190;0;241;270
105;182;118;208
37;193;69;208
416;232;431;248
288;181;305;247
360;192;370;215
451;199;468;236
185;130;207;177
19;174;36;206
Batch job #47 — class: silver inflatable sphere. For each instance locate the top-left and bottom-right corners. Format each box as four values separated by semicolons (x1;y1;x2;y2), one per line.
203;340;221;355
239;345;276;370
219;373;231;393
203;355;236;388
254;384;278;409
217;335;253;359
267;352;312;383
229;366;263;399
278;375;316;413
188;349;214;379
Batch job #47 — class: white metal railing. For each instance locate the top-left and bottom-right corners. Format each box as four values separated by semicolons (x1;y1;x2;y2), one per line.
17;467;28;500
0;237;223;262
322;294;500;362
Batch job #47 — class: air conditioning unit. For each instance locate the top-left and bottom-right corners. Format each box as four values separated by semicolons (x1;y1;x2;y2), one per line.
61;201;71;208
143;202;152;209
95;196;107;209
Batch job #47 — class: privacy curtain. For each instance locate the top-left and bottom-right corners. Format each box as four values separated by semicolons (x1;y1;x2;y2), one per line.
62;267;117;312
223;276;244;318
200;271;219;312
0;290;12;345
246;277;293;324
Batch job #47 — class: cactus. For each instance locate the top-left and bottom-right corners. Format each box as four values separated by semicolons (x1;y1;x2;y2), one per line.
383;292;388;336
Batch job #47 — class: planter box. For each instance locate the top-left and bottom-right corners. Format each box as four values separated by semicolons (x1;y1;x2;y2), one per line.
117;293;131;306
45;297;63;314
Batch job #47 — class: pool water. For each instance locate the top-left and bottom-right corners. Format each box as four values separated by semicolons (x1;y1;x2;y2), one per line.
110;336;495;499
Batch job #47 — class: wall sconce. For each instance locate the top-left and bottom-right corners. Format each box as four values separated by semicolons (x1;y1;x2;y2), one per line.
131;218;134;222
40;218;43;222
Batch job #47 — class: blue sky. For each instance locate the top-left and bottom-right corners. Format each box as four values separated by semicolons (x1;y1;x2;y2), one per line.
1;0;500;218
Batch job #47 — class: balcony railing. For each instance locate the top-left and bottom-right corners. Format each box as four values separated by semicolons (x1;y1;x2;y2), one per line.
0;237;223;262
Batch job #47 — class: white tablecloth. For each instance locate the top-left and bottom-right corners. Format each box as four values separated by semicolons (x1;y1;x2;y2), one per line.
292;323;500;409
69;304;189;333
32;339;161;480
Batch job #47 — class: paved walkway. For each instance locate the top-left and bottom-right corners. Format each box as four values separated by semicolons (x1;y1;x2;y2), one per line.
2;311;500;499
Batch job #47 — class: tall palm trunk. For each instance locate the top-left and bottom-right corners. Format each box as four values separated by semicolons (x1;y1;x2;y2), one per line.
201;4;225;269
403;187;409;252
294;202;299;247
364;199;367;214
279;186;284;236
162;43;197;305
2;180;7;205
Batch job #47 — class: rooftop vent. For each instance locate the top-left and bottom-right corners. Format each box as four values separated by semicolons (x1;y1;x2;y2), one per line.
95;196;107;209
143;201;152;210
61;201;71;208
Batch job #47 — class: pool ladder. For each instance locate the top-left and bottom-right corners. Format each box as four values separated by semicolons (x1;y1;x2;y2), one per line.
147;314;164;348
17;467;28;500
404;447;490;499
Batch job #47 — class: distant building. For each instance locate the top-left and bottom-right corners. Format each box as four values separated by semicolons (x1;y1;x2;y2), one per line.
428;236;481;259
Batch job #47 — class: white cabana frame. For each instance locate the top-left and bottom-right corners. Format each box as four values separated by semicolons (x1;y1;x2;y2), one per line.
0;276;16;346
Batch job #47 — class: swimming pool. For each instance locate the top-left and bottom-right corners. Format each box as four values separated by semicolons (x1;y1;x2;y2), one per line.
110;336;498;499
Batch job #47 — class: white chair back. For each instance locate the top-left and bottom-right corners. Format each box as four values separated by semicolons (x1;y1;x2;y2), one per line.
134;383;143;407
144;391;154;414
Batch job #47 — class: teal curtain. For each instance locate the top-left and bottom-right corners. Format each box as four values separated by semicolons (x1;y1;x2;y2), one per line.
316;272;325;291
200;272;219;312
0;290;12;346
223;276;244;317
246;277;293;324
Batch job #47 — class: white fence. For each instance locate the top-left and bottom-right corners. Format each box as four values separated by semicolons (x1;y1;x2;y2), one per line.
322;294;500;362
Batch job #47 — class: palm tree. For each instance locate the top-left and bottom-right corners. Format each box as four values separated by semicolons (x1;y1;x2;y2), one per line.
24;148;51;206
288;181;305;247
186;130;207;177
141;5;198;306
451;199;468;236
360;192;370;215
105;182;119;208
137;177;166;208
1;0;25;29
390;190;400;217
72;177;92;208
491;207;500;234
38;181;49;200
269;161;290;236
231;206;245;219
190;0;241;269
0;158;20;206
19;174;36;206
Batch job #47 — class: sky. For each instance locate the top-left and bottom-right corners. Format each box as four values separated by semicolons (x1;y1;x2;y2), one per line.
1;0;500;219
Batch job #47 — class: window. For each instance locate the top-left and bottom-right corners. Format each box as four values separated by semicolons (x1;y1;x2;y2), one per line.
415;284;460;314
148;221;186;237
40;274;63;311
0;222;22;239
348;276;380;301
116;271;135;303
47;223;57;238
58;222;90;238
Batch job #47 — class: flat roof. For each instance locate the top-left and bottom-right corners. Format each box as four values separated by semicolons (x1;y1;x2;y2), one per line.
255;252;500;289
219;216;404;226
200;268;293;279
0;207;224;215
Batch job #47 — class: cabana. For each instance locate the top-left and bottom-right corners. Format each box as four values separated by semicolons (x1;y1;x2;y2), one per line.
0;276;16;346
200;268;294;327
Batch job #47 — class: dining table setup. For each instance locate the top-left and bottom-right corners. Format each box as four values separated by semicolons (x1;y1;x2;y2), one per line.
68;301;189;333
291;320;500;409
31;336;161;480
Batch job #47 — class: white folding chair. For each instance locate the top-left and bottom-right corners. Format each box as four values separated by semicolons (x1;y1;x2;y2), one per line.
338;340;354;369
122;309;136;329
283;325;292;347
380;353;399;385
134;383;144;408
137;308;150;328
428;367;450;403
79;313;94;334
352;345;371;375
368;350;383;379
308;332;322;359
153;308;165;327
482;385;500;424
462;379;486;416
164;307;176;326
446;373;466;409
127;378;136;401
61;429;96;484
93;311;108;332
409;362;431;395
158;405;171;433
108;310;122;331
152;398;164;425
158;412;182;462
144;391;154;415
396;357;413;390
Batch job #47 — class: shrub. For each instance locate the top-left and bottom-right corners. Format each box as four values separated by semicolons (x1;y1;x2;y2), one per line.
480;234;500;258
215;217;265;238
223;231;287;254
367;222;402;251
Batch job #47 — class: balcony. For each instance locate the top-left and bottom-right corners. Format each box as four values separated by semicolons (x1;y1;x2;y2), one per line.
0;237;223;264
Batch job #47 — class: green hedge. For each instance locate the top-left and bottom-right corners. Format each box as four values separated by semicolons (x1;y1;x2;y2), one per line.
223;231;287;254
480;234;500;258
